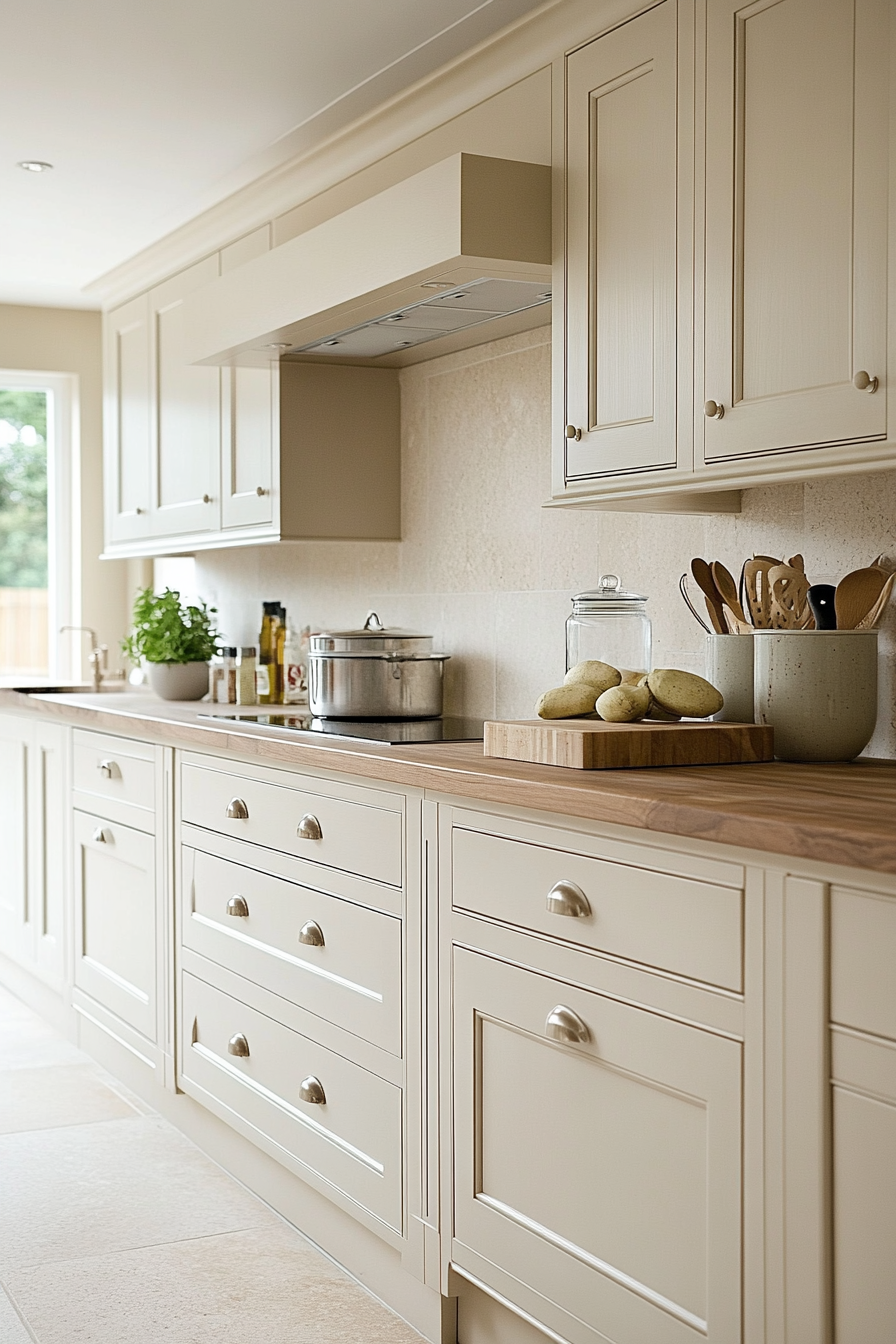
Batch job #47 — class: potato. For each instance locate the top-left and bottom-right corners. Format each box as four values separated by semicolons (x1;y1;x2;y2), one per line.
536;684;598;719
646;668;723;719
618;668;648;686
595;683;651;723
644;699;682;722
563;660;621;696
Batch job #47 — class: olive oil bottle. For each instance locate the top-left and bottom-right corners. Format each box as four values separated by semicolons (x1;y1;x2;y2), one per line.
256;601;283;704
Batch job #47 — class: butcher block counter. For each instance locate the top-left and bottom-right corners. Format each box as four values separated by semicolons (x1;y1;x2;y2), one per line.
3;687;895;874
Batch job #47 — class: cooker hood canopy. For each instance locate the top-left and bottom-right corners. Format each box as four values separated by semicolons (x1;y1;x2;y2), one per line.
182;153;551;369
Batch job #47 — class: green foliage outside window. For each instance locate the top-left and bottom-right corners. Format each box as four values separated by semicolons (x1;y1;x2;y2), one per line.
0;389;48;589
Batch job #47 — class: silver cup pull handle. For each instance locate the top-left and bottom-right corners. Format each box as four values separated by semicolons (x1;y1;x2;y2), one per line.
225;798;249;820
92;827;107;844
297;813;322;841
299;1076;326;1105
298;920;325;947
98;759;115;779
227;1032;250;1057
226;896;249;918
545;880;592;918
545;1005;590;1045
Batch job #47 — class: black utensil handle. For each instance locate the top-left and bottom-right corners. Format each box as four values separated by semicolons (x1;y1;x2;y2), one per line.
807;584;837;630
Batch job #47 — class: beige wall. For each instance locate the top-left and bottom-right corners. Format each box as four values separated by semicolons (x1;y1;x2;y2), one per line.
0;303;131;674
195;326;896;758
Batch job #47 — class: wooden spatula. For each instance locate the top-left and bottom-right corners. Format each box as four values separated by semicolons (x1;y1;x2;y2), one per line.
768;564;811;628
835;567;887;629
711;561;753;633
743;557;779;628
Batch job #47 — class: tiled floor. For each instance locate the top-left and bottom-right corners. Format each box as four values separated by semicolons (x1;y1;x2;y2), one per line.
0;986;424;1343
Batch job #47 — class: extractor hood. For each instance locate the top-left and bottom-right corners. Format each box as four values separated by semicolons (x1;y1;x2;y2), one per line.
182;153;551;369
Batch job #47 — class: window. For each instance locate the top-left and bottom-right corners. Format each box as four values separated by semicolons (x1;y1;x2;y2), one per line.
0;372;78;681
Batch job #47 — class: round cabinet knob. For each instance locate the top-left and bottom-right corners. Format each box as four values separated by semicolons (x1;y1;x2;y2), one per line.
98;759;115;779
296;813;323;841
202;493;212;504
298;920;325;947
545;880;592;919
299;1076;326;1105
135;507;146;515
255;486;268;497
545;1004;590;1045
92;827;107;844
225;797;249;820
226;896;249;918
227;1032;250;1058
704;399;725;420
565;424;583;441
853;370;879;393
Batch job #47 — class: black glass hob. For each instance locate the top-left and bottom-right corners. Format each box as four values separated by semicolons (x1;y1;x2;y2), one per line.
201;713;483;745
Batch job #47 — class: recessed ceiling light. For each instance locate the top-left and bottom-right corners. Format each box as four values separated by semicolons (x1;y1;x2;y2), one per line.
18;160;53;173
266;342;291;350
323;339;341;347
421;281;453;289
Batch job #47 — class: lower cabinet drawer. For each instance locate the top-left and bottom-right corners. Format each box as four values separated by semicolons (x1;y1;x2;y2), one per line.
180;971;402;1233
452;948;742;1344
181;846;402;1054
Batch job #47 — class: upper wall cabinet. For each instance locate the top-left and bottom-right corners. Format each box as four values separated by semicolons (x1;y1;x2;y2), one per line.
553;0;895;513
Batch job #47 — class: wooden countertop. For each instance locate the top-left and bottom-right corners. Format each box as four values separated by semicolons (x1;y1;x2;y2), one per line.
3;689;895;876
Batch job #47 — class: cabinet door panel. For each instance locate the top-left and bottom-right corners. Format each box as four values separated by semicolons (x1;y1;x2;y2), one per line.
702;0;888;461
565;0;678;479
104;294;153;543
0;725;29;961
452;948;742;1343
29;721;67;982
150;255;221;536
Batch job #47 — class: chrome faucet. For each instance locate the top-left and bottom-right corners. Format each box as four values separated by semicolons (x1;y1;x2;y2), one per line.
60;626;107;693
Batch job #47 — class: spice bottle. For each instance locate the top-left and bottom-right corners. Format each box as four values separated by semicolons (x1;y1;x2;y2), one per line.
217;647;238;704
257;602;282;704
237;647;257;705
275;605;287;704
283;624;309;706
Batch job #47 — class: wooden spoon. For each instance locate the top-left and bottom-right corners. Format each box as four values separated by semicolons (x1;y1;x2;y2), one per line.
856;571;896;629
711;561;752;632
691;559;727;633
835;567;887;630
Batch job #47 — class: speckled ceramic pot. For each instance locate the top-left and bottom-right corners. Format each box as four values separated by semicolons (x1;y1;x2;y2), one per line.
753;631;878;761
706;633;755;722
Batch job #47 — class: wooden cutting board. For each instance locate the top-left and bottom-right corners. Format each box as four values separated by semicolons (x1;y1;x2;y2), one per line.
484;718;774;769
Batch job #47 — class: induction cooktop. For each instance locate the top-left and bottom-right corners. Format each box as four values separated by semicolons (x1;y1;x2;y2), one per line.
201;713;484;745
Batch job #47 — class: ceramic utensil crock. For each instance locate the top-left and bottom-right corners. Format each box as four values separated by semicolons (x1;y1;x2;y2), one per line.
706;634;755;722
753;630;878;761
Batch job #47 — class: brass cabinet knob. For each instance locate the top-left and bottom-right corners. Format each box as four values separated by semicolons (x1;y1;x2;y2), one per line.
545;1005;590;1045
98;759;115;779
298;920;325;947
135;507;146;515
225;798;249;820
202;493;212;504
704;399;725;419
299;1076;326;1105
853;370;879;393
226;896;249;918
296;813;323;841
255;486;268;496
565;424;582;441
227;1032;250;1057
545;880;592;918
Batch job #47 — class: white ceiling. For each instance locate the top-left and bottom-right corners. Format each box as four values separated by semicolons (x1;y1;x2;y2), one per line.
1;0;549;310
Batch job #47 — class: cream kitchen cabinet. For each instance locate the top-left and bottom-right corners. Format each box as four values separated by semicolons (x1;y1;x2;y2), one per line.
553;0;895;512
0;714;69;989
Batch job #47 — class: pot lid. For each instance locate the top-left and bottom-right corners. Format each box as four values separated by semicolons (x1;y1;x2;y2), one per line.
571;574;648;606
310;611;434;655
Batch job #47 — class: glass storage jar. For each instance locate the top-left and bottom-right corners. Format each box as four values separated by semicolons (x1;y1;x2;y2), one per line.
566;574;651;675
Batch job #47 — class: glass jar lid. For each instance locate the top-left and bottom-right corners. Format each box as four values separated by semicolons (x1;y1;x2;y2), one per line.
571;574;648;611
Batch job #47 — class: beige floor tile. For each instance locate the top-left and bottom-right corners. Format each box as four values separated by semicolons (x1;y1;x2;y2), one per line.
0;1286;33;1344
0;1064;140;1135
0;1014;90;1073
5;1224;425;1344
0;1116;278;1272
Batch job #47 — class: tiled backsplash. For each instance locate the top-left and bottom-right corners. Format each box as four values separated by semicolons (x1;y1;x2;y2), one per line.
193;327;896;757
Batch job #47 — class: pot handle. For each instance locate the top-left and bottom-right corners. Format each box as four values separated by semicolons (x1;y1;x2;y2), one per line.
363;611;385;631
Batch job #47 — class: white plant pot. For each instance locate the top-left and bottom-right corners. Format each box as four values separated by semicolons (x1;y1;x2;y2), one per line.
147;661;210;702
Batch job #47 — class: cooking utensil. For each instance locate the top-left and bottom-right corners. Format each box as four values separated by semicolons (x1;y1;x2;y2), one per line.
807;584;837;630
786;554;805;572
856;570;896;629
711;561;753;633
768;564;811;629
835;567;888;630
690;559;727;633
308;612;449;718
679;573;711;633
742;557;780;628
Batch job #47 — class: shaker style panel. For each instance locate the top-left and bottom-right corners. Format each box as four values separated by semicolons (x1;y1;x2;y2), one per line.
72;729;156;823
180;760;403;887
700;0;888;463
0;724;28;962
104;292;153;544
452;948;742;1344
451;824;743;991
181;970;403;1232
831;885;896;1041
73;809;157;1040
564;0;679;480
182;846;402;1054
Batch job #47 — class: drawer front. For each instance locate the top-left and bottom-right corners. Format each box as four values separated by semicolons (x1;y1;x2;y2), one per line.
452;948;742;1343
73;809;156;1040
452;825;743;991
181;761;402;887
831;886;896;1041
182;847;402;1054
73;729;156;815
180;971;402;1232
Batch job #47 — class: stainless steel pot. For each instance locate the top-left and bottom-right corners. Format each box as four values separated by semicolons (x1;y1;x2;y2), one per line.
308;613;449;718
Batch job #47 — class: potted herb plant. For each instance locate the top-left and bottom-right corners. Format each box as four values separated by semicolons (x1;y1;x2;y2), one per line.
121;587;218;701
